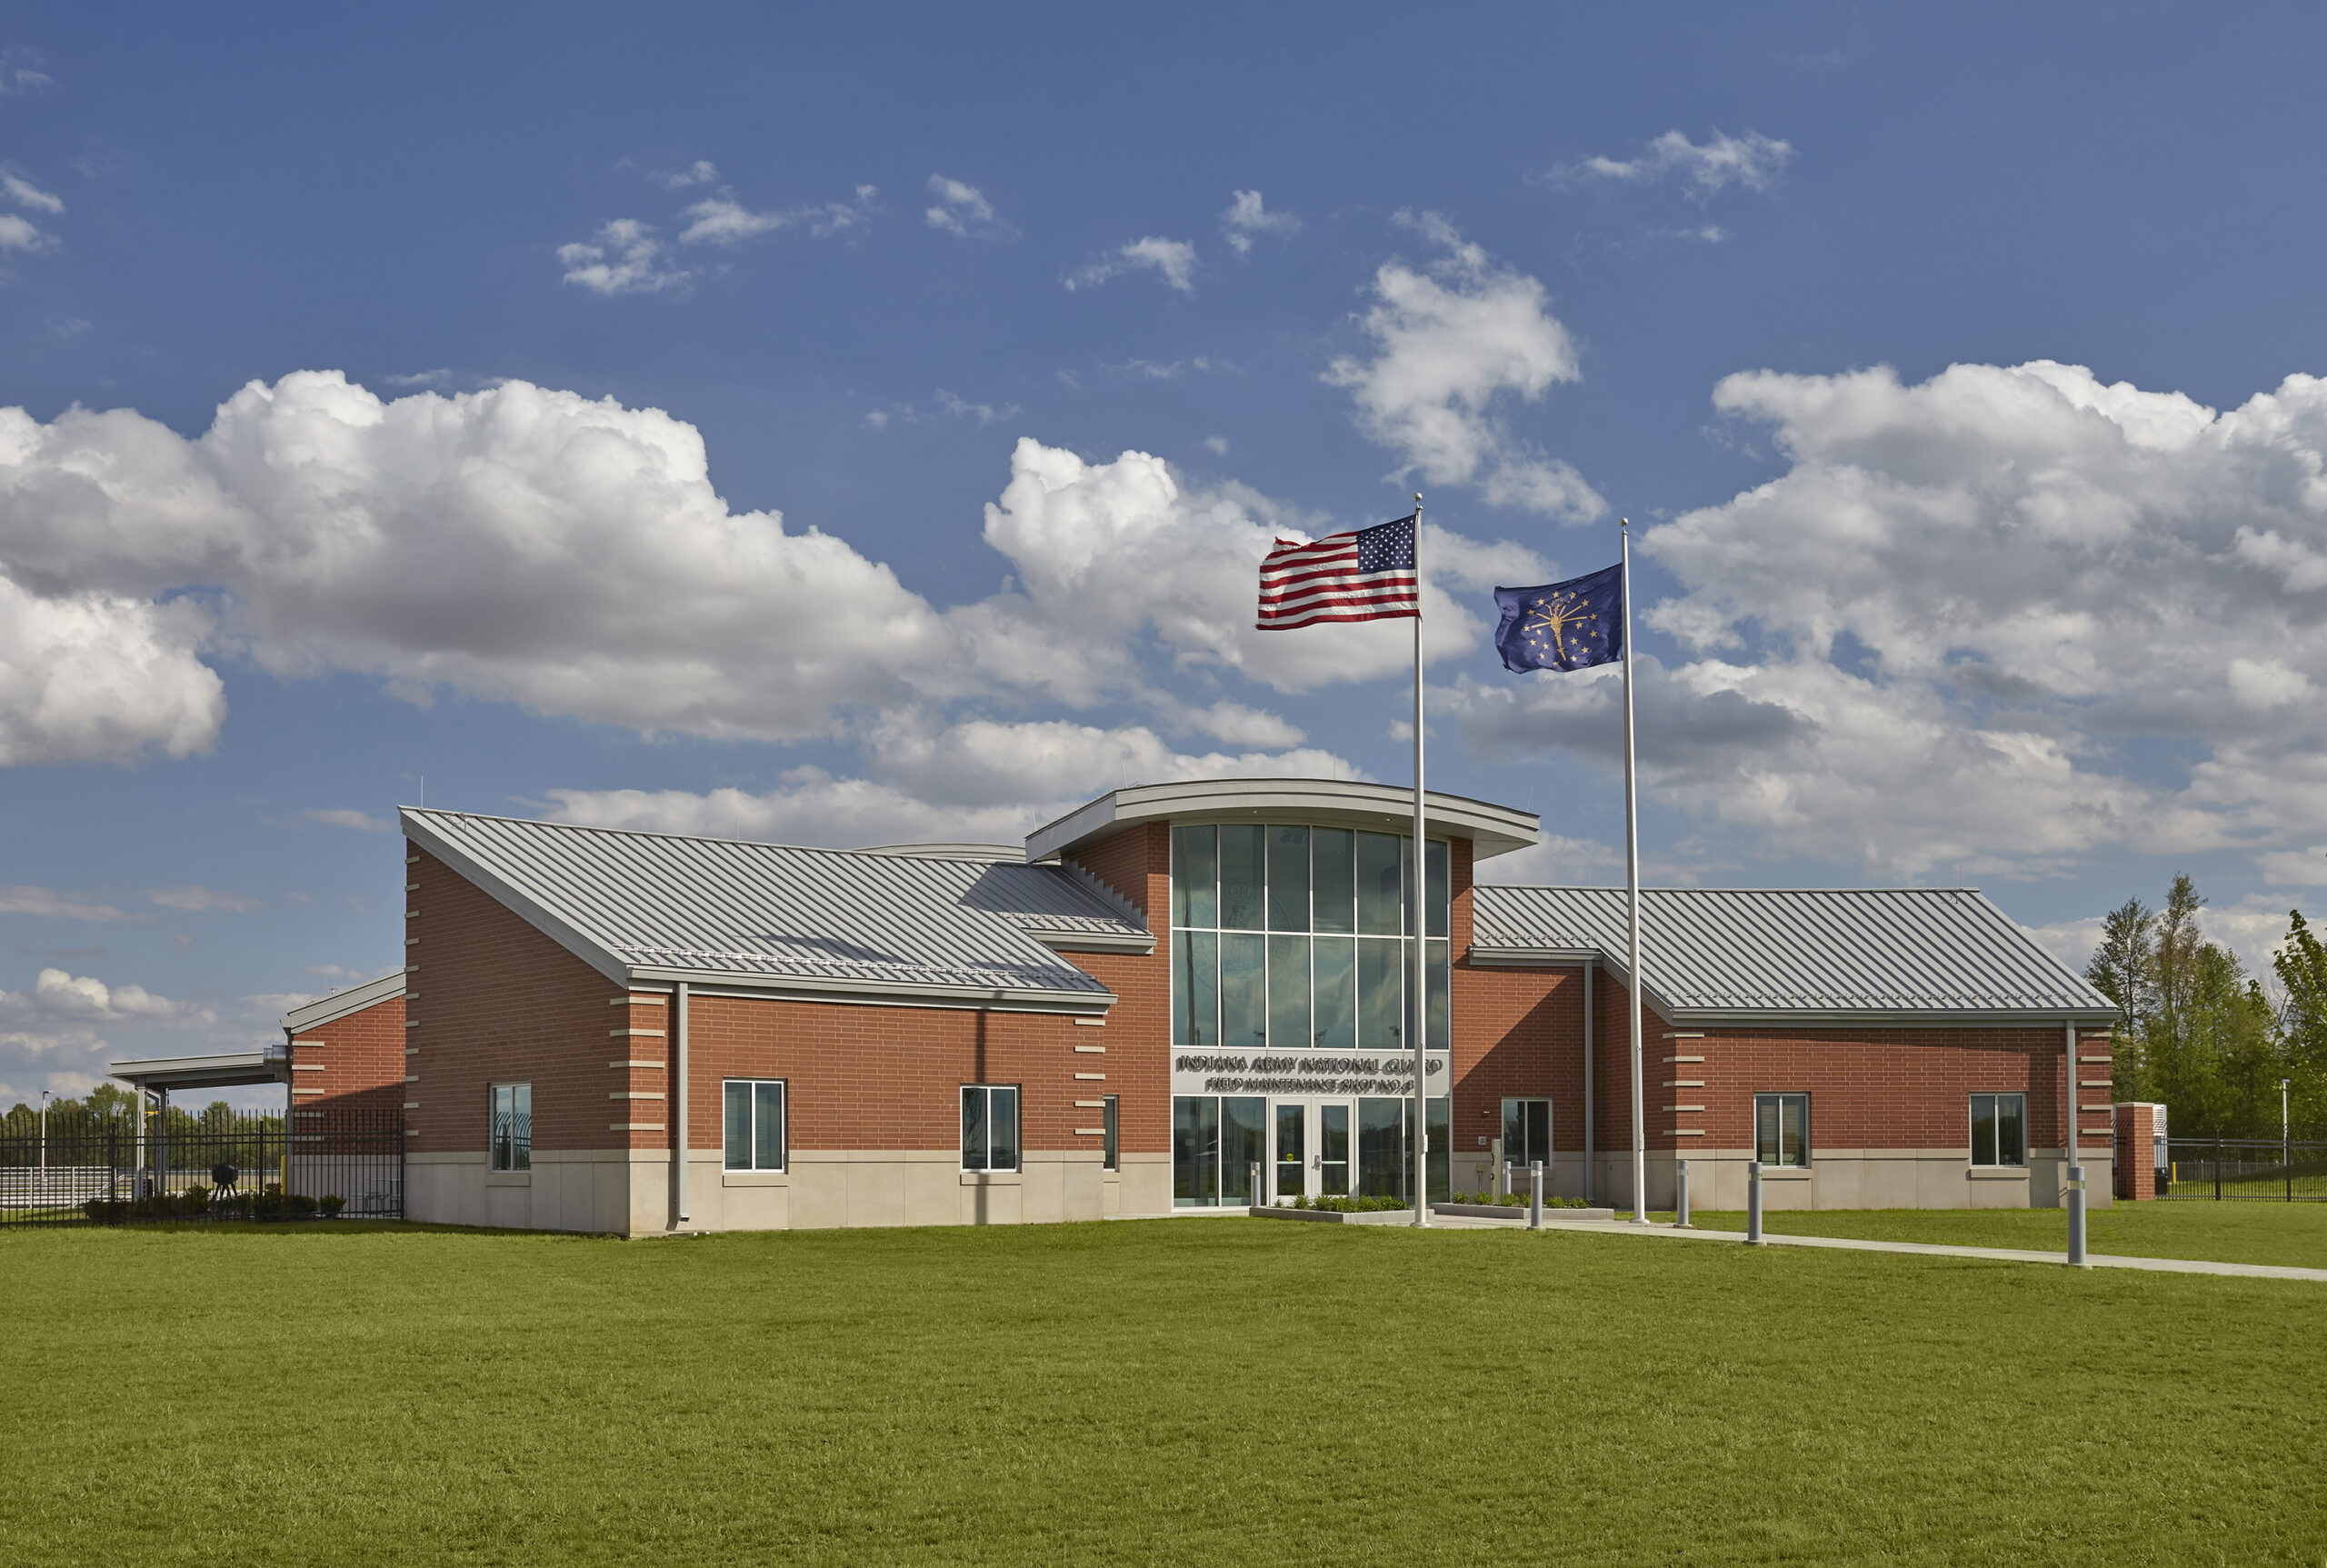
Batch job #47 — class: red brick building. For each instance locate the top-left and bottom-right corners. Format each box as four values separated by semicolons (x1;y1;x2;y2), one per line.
386;779;2117;1233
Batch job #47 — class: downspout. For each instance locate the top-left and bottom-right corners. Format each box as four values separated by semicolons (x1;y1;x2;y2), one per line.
675;981;691;1228
1583;962;1594;1205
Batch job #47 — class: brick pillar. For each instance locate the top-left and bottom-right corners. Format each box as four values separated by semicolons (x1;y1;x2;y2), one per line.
2112;1103;2159;1201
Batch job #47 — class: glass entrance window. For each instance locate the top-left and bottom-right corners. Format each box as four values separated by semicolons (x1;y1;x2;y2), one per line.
1354;1096;1451;1203
1971;1094;2026;1166
1173;1096;1219;1207
1273;1103;1305;1202
1171;822;1452;1051
1358;1097;1405;1199
1503;1097;1552;1171
1318;1103;1351;1196
1222;1096;1265;1206
1754;1093;1809;1168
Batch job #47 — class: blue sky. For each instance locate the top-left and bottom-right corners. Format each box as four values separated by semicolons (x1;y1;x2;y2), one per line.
8;4;2327;1105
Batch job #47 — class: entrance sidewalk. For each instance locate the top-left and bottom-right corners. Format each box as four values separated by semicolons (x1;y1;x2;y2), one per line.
1522;1213;2327;1283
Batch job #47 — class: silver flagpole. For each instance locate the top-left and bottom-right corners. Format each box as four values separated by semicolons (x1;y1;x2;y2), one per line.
1412;494;1430;1228
1622;520;1647;1223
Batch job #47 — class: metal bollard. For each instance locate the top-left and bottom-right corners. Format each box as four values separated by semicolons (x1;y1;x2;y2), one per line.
1675;1158;1692;1228
2066;1163;2088;1267
1529;1159;1543;1230
1745;1160;1765;1245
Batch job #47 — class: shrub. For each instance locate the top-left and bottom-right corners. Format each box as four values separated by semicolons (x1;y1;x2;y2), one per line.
181;1183;210;1211
319;1194;345;1217
82;1197;126;1223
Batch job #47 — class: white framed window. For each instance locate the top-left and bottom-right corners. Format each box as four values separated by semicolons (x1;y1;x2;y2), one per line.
1754;1093;1808;1168
962;1084;1020;1173
1970;1093;2026;1167
723;1078;786;1172
489;1083;531;1172
1102;1094;1119;1173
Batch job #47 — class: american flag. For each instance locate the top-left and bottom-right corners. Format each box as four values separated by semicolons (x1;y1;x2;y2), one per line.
1254;514;1418;631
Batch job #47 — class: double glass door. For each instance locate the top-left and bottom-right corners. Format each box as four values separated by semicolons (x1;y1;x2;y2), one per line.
1268;1097;1448;1203
1272;1099;1354;1201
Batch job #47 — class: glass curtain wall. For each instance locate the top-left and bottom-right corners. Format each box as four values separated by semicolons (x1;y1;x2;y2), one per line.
1173;824;1450;1051
1355;1096;1452;1204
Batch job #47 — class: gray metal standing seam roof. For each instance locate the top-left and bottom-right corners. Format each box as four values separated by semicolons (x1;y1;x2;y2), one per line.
400;808;1149;1010
1470;884;2115;1023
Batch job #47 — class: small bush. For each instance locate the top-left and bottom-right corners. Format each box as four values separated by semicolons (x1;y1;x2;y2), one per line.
319;1194;345;1217
82;1197;127;1223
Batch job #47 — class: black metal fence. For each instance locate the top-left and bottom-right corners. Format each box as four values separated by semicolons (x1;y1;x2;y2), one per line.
2160;1137;2327;1202
0;1109;402;1227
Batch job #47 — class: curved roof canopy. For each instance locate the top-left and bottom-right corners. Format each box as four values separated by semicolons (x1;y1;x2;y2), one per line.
1026;778;1539;864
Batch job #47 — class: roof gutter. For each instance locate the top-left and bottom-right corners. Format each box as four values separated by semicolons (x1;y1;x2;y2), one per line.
622;966;1115;1016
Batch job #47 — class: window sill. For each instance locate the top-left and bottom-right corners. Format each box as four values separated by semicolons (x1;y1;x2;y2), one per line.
485;1172;531;1187
1756;1166;1813;1180
722;1171;789;1187
1967;1165;2030;1180
961;1170;1024;1185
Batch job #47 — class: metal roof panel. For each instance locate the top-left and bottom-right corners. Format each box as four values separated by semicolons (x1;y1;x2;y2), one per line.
1470;885;2114;1020
401;809;1144;1002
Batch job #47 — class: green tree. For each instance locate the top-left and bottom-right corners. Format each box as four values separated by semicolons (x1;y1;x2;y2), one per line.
2085;895;2155;1099
2272;909;2327;1137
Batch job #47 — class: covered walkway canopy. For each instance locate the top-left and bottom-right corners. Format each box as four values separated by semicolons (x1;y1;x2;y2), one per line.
109;1047;289;1097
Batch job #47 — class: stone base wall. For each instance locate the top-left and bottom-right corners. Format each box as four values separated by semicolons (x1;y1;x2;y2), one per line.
406;1147;1172;1234
1578;1147;2117;1212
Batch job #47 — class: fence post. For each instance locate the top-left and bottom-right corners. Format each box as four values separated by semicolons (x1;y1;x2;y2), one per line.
1745;1160;1765;1245
1675;1158;1692;1228
2066;1164;2088;1268
1529;1158;1543;1230
2215;1135;2222;1202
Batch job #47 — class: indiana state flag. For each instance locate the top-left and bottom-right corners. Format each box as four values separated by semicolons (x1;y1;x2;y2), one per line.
1493;564;1623;673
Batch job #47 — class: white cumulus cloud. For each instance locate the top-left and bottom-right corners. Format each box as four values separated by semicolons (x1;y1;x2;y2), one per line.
925;175;1004;237
1221;190;1298;255
546;722;1364;848
1067;236;1199;294
679;184;875;245
558;219;689;295
1562;129;1794;199
1323;215;1603;522
1446;357;2327;882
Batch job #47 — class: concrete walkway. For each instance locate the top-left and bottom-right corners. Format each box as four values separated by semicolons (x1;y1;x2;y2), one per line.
1504;1213;2327;1283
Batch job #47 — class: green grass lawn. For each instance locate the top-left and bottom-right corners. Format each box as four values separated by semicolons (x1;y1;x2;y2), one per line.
5;1219;2324;1567
1676;1200;2327;1269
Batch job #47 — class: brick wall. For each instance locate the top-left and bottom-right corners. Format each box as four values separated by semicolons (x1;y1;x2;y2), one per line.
404;844;629;1155
1064;824;1170;1158
285;991;406;1115
681;988;1134;1159
1451;954;2079;1159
